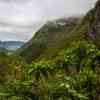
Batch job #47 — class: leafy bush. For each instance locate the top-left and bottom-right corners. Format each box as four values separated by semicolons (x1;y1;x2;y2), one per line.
0;40;100;100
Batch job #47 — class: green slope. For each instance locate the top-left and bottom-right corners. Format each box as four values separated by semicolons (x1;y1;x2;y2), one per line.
19;17;81;62
19;0;99;63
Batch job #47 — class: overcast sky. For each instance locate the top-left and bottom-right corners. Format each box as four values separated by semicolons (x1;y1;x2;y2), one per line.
0;0;97;42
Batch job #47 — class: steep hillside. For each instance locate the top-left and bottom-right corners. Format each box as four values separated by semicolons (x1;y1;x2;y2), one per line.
19;0;100;63
88;0;100;44
19;17;81;62
19;9;96;63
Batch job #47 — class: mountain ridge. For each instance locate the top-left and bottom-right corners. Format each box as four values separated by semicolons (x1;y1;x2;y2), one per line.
19;0;100;63
19;17;82;62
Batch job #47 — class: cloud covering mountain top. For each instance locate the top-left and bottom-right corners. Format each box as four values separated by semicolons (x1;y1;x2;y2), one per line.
0;0;97;41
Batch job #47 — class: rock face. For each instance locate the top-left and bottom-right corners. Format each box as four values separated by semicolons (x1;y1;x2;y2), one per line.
89;0;100;41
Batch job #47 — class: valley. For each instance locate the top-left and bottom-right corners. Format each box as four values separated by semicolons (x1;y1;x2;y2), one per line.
0;0;100;100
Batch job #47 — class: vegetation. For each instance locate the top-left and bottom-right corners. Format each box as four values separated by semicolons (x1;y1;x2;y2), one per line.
0;1;100;99
0;40;100;100
19;17;81;62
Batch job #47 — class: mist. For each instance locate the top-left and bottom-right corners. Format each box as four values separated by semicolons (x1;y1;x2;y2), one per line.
0;0;97;41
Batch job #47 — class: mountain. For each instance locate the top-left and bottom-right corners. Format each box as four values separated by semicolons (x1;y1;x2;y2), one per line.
0;41;24;51
19;17;82;62
19;0;100;63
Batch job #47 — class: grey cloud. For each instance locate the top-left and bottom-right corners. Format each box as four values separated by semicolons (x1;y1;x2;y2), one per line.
0;0;31;4
0;0;97;41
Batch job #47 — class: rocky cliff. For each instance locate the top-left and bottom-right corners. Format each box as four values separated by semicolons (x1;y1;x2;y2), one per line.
88;0;100;43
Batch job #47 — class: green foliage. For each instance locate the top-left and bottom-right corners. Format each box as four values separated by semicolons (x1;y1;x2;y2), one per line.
0;2;98;99
0;40;100;100
57;40;100;73
28;60;56;81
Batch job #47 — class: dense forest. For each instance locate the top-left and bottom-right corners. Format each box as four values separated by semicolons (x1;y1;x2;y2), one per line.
0;0;100;100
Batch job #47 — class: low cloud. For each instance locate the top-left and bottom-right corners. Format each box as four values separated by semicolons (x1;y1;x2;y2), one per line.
0;0;97;41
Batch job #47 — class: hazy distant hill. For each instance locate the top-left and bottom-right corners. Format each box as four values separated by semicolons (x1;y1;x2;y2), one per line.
0;41;24;51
